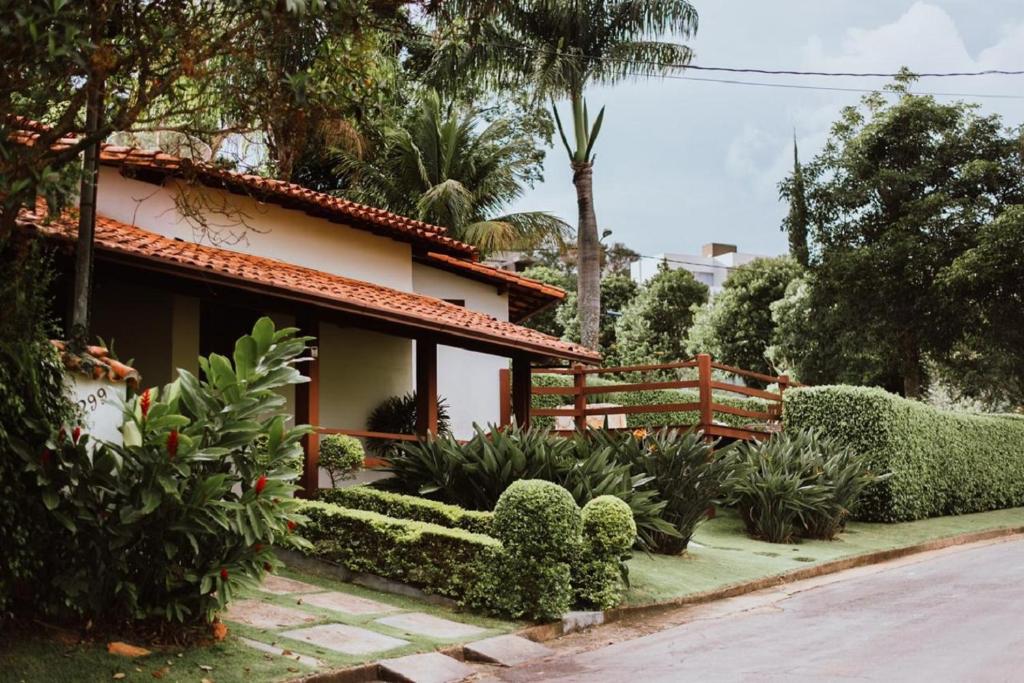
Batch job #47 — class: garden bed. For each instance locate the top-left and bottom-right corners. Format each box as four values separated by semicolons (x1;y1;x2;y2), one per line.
626;506;1024;606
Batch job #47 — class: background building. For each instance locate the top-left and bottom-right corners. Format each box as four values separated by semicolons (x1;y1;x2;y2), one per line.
630;243;773;293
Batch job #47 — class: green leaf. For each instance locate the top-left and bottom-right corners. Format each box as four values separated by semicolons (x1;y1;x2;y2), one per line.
251;317;275;355
233;335;258;381
41;490;59;511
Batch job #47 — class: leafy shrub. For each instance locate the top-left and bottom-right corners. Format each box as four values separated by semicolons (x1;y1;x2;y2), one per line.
365;392;450;458
22;317;312;623
388;423;674;548
600;428;733;553
785;386;1024;521
575;496;636;609
724;429;883;543
317;486;494;535
319;434;364;486
488;480;582;619
0;244;76;616
298;500;499;601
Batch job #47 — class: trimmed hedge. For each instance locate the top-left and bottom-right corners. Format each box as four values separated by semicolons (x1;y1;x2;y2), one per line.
318;486;494;535
297;501;499;601
784;385;1024;522
530;373;771;429
575;496;636;609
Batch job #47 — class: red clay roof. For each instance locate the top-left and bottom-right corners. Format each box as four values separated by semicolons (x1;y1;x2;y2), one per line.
51;340;141;389
18;203;599;363
10;121;476;259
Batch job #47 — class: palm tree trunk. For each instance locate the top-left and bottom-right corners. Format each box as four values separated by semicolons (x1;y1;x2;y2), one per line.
574;161;601;351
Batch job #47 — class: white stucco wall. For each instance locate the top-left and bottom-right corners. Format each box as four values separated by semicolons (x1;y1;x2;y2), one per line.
95;167;413;291
412;263;510;438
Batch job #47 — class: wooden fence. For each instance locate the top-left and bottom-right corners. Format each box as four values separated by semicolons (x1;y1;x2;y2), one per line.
500;353;795;442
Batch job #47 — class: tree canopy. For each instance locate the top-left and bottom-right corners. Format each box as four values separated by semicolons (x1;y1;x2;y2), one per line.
615;264;708;366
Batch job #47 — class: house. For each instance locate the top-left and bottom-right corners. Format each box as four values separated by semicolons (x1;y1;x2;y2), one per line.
630;243;772;294
12;124;599;493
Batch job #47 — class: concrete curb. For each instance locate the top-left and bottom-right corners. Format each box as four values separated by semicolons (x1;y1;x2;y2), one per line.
289;524;1024;682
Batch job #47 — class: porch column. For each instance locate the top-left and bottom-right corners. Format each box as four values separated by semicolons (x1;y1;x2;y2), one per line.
296;315;320;497
511;353;532;428
415;339;438;436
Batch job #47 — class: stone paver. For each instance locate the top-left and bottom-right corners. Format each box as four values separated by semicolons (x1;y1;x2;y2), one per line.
379;652;474;683
301;590;401;615
279;623;409;655
375;612;487;640
464;635;554;666
237;637;324;668
257;574;326;595
221;599;317;629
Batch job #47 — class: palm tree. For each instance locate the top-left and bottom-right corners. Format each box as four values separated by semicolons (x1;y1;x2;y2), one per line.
428;0;699;349
338;91;571;252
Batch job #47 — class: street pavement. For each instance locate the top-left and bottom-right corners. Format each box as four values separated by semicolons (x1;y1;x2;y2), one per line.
487;537;1024;682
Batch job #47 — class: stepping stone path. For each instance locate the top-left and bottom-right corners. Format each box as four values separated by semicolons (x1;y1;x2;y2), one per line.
237;637;325;668
378;652;475;683
224;573;501;677
302;590;402;616
279;623;409;656
464;634;554;667
257;574;325;595
221;599;317;629
375;612;487;640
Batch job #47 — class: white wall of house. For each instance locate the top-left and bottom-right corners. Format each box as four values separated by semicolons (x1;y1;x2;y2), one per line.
412;263;509;438
95;168;413;291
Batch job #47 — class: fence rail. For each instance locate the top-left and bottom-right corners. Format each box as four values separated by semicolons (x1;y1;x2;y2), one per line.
503;353;795;442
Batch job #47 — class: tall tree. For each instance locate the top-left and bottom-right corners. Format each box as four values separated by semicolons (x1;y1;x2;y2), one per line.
779;135;810;267
615;264;708;366
794;73;1024;397
429;0;699;350
339;90;571;251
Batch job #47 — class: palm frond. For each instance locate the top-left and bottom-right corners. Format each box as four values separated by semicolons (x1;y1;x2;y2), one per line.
462;211;574;252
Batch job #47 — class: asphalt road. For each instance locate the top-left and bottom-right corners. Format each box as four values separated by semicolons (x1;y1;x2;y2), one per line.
490;537;1024;682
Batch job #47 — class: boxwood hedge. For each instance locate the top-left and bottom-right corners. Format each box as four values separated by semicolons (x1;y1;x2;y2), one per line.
784;385;1024;521
317;486;494;535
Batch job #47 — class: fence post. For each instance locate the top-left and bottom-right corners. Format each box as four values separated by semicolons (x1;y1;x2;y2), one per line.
573;364;587;432
498;368;511;428
697;353;713;437
776;374;789;423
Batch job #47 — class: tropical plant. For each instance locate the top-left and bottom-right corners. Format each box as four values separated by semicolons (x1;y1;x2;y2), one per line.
339;90;571;251
723;429;884;543
558;274;639;360
319;434;365;487
599;428;733;553
22;317;312;624
385;423;674;549
427;0;699;348
365;391;451;459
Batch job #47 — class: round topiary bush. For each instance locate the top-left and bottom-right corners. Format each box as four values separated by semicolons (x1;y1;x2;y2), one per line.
320;434;365;486
581;495;636;557
493;480;582;562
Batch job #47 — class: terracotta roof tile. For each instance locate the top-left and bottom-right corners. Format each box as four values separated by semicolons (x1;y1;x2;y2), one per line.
51;340;141;389
19;203;599;363
10;121;476;258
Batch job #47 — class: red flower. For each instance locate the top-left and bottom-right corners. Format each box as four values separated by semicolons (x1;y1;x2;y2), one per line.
220;567;229;580
167;430;179;459
254;474;268;495
140;389;151;418
57;427;66;444
286;520;297;532
253;543;263;552
71;426;81;444
40;448;52;468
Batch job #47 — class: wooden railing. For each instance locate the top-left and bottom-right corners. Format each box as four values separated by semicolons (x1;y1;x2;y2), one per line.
501;353;795;442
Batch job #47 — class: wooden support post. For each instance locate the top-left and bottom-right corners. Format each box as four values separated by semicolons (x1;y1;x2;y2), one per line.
415;339;439;436
573;364;587;432
511;354;532;428
296;315;320;498
498;367;511;428
776;374;790;423
697;353;713;439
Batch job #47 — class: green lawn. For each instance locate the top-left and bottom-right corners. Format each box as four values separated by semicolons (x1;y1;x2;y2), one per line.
0;565;519;683
626;506;1024;605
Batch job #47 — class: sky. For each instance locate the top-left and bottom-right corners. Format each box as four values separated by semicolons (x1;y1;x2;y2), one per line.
508;1;1024;261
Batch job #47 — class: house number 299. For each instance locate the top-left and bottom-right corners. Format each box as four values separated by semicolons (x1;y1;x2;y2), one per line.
78;386;109;413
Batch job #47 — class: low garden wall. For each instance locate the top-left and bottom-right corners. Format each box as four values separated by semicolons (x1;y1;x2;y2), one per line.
784;385;1024;522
